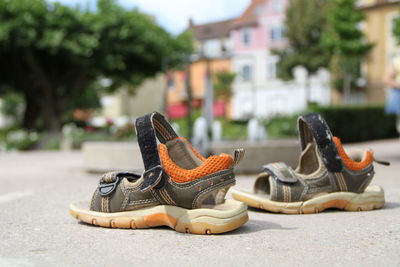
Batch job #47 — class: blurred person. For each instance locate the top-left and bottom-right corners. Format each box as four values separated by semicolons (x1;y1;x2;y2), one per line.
384;56;400;134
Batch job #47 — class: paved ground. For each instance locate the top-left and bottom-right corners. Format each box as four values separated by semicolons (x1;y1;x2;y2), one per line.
0;139;399;267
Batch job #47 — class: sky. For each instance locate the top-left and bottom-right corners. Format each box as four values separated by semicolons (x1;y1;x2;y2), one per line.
52;0;249;35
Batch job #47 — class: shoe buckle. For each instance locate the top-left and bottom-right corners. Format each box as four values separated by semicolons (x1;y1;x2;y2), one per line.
98;176;122;197
140;165;164;192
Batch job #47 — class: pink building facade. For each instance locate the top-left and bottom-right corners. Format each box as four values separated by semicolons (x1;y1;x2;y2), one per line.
231;0;290;119
231;0;288;52
167;0;331;120
230;0;330;120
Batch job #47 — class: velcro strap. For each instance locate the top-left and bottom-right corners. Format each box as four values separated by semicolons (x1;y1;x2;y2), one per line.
263;162;298;184
98;171;141;196
135;112;178;192
298;112;343;173
230;148;245;168
141;165;164;192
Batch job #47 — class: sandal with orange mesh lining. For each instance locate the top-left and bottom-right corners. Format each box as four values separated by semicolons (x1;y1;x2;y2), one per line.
231;112;389;214
69;112;248;234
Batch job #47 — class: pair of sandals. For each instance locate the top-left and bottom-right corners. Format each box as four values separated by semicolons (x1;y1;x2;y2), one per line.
70;112;387;234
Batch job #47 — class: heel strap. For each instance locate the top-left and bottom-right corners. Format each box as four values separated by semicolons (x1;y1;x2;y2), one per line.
230;148;245;168
298;112;343;173
135;112;178;192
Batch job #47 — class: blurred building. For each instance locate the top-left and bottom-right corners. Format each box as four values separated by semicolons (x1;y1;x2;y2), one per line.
99;74;164;123
167;0;331;121
231;0;287;119
358;0;400;103
231;0;329;119
167;18;234;119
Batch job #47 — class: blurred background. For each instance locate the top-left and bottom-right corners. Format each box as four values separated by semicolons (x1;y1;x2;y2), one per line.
2;2;400;264
0;0;399;171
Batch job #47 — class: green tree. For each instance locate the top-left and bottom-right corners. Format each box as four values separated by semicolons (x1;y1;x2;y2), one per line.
274;0;330;104
322;0;372;102
214;71;236;101
393;7;400;43
0;92;24;125
0;0;191;131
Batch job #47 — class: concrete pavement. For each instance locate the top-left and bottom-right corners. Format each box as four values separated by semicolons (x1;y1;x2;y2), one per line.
0;139;399;266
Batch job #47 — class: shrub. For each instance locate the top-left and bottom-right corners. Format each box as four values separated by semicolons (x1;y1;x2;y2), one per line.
220;120;247;140
4;129;39;150
0;92;24;124
40;133;61;150
311;105;398;143
171;105;397;143
61;123;136;149
264;105;398;142
266;115;298;138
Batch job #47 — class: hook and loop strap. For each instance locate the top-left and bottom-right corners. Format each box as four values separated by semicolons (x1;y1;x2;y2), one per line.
98;171;141;197
263;162;298;184
135;112;178;192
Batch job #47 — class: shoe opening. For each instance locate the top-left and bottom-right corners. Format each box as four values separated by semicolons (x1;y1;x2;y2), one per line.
296;142;324;177
333;137;373;171
254;172;272;197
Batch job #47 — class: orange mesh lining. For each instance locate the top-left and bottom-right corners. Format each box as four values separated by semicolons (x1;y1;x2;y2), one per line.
159;144;233;183
333;136;373;171
174;137;206;161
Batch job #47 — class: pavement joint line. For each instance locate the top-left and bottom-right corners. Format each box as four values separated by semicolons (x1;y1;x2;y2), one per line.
0;190;34;204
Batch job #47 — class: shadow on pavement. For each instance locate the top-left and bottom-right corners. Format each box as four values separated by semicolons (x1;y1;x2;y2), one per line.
384;202;400;210
229;219;297;235
246;204;397;214
77;217;296;235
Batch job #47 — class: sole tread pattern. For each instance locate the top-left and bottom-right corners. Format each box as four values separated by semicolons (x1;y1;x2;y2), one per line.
232;188;385;215
69;206;248;235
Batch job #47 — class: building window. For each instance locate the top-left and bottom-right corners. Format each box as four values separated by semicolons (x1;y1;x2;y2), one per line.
242;65;253;81
203;39;222;57
167;73;175;89
242;28;252;46
270;26;284;42
253;4;264;15
267;56;279;79
272;0;283;12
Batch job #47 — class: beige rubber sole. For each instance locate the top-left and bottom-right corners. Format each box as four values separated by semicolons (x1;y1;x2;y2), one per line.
231;185;385;214
69;199;248;235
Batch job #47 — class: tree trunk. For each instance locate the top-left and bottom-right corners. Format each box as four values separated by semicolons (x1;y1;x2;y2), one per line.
343;72;352;105
305;74;311;107
41;100;62;132
203;58;214;140
23;49;62;132
22;90;62;132
185;57;193;141
22;91;41;130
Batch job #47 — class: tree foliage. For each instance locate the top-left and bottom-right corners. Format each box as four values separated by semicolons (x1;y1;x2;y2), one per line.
0;0;192;131
214;71;236;100
274;0;330;81
393;6;400;44
322;0;372;93
322;0;371;56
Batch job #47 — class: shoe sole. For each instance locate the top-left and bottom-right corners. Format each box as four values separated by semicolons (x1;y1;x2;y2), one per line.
69;199;248;235
231;185;385;214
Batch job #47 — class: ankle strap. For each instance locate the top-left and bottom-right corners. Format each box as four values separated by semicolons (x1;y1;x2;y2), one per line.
135;112;178;192
297;112;343;172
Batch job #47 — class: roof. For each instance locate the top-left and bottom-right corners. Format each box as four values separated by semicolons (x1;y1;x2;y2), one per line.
233;0;267;29
190;18;235;41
